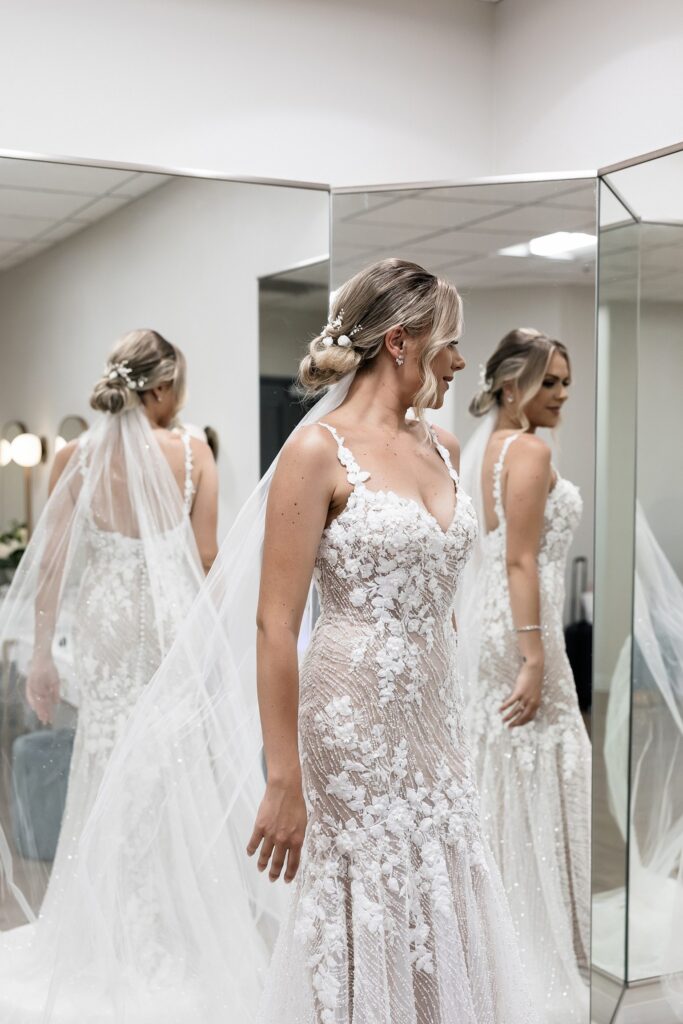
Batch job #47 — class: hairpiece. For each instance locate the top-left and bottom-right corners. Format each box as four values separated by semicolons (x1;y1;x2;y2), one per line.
320;308;363;349
107;360;147;391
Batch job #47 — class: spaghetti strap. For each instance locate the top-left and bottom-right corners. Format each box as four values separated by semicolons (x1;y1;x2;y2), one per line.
317;422;371;487
492;432;522;523
180;430;195;513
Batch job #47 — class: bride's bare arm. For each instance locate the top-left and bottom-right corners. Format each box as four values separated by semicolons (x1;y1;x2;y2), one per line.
188;439;219;573
247;427;338;883
499;435;552;728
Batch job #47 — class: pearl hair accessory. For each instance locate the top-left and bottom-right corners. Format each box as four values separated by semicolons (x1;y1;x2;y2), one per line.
478;363;493;393
107;360;147;390
320;308;363;349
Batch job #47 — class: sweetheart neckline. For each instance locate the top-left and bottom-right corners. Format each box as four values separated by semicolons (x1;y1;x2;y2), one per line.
323;484;472;540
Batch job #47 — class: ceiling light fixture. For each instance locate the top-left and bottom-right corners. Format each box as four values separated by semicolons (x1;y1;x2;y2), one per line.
499;231;597;261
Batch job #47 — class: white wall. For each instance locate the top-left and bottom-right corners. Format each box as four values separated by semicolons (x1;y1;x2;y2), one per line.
0;0;495;187
492;0;683;175
0;178;328;530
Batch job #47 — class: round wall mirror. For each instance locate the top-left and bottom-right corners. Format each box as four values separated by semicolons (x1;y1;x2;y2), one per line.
55;415;88;452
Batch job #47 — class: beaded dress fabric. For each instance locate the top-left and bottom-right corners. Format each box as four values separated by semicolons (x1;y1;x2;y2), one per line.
257;423;540;1024
35;429;199;920
0;414;206;1020
463;432;591;1023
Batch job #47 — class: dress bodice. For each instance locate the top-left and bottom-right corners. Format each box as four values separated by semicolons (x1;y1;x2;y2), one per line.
313;423;477;699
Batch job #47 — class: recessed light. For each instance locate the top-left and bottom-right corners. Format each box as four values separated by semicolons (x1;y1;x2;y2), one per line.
499;231;597;261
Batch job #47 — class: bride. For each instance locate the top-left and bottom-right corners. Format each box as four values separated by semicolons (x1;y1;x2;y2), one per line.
458;328;591;1023
0;269;540;1023
0;329;217;1011
249;260;539;1023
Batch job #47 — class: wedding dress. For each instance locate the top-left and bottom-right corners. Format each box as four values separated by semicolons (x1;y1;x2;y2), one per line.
0;409;212;1019
0;377;539;1022
460;430;591;1024
257;423;540;1024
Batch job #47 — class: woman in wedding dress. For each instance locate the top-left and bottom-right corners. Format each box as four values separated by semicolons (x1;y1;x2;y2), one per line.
248;262;540;1023
458;328;591;1024
0;329;217;1012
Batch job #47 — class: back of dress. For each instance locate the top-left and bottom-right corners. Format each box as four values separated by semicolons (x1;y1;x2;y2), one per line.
0;408;204;933
463;431;591;1024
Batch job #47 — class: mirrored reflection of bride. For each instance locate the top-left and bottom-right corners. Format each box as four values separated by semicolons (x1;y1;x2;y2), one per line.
458;329;591;1024
0;330;217;1008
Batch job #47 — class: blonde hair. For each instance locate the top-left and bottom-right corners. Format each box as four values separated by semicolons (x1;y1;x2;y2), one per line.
470;328;570;428
298;258;462;416
90;330;187;415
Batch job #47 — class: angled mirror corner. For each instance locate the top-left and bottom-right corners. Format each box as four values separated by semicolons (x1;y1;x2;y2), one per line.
593;140;683;1023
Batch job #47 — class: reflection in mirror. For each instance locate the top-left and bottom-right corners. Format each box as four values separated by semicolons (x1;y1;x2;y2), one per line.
592;146;683;1023
332;179;597;1023
0;153;329;1015
259;258;329;474
55;415;88;452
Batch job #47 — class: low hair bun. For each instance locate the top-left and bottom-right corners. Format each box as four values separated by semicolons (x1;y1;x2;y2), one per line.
89;377;135;415
298;333;363;394
469;389;497;418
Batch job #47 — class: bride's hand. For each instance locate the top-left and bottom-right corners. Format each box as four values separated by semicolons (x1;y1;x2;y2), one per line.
26;656;60;725
247;777;307;884
500;659;543;728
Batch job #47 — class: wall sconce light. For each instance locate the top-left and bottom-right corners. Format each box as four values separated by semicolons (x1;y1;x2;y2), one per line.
10;433;46;469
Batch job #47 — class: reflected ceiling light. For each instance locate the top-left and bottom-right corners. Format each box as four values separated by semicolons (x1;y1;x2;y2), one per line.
0;438;11;467
11;433;45;468
499;231;597;261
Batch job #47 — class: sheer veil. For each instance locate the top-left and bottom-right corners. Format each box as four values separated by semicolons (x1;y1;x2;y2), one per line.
453;411;496;700
0;374;355;1021
597;505;683;1006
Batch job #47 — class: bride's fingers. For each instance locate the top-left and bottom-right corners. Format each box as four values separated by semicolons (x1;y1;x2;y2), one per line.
284;845;301;884
500;691;521;713
269;842;288;882
246;825;265;857
257;836;275;872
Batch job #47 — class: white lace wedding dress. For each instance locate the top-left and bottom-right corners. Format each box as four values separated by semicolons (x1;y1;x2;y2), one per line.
0;428;202;1018
257;423;540;1024
463;432;591;1023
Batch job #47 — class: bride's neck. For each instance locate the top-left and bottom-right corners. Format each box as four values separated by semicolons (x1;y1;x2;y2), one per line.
341;368;412;434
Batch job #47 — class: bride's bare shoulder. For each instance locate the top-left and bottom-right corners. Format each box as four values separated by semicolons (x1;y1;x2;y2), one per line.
277;422;340;475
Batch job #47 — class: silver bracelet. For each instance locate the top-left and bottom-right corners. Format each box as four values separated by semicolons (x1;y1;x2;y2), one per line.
515;625;542;633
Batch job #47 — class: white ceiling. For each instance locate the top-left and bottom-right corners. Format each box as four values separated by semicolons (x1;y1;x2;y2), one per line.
0;159;169;272
332;180;600;291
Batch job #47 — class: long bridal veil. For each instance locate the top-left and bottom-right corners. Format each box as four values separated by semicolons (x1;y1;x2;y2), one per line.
0;375;355;1022
597;506;683;1007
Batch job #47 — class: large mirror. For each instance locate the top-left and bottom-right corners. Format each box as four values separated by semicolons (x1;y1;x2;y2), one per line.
0;155;329;964
592;145;683;1023
332;177;597;1024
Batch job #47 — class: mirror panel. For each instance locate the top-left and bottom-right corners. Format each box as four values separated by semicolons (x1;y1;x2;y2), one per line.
0;155;329;933
593;144;683;1021
332;177;597;1023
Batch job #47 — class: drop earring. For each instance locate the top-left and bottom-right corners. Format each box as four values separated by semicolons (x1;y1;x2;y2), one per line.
395;355;404;367
506;395;513;403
